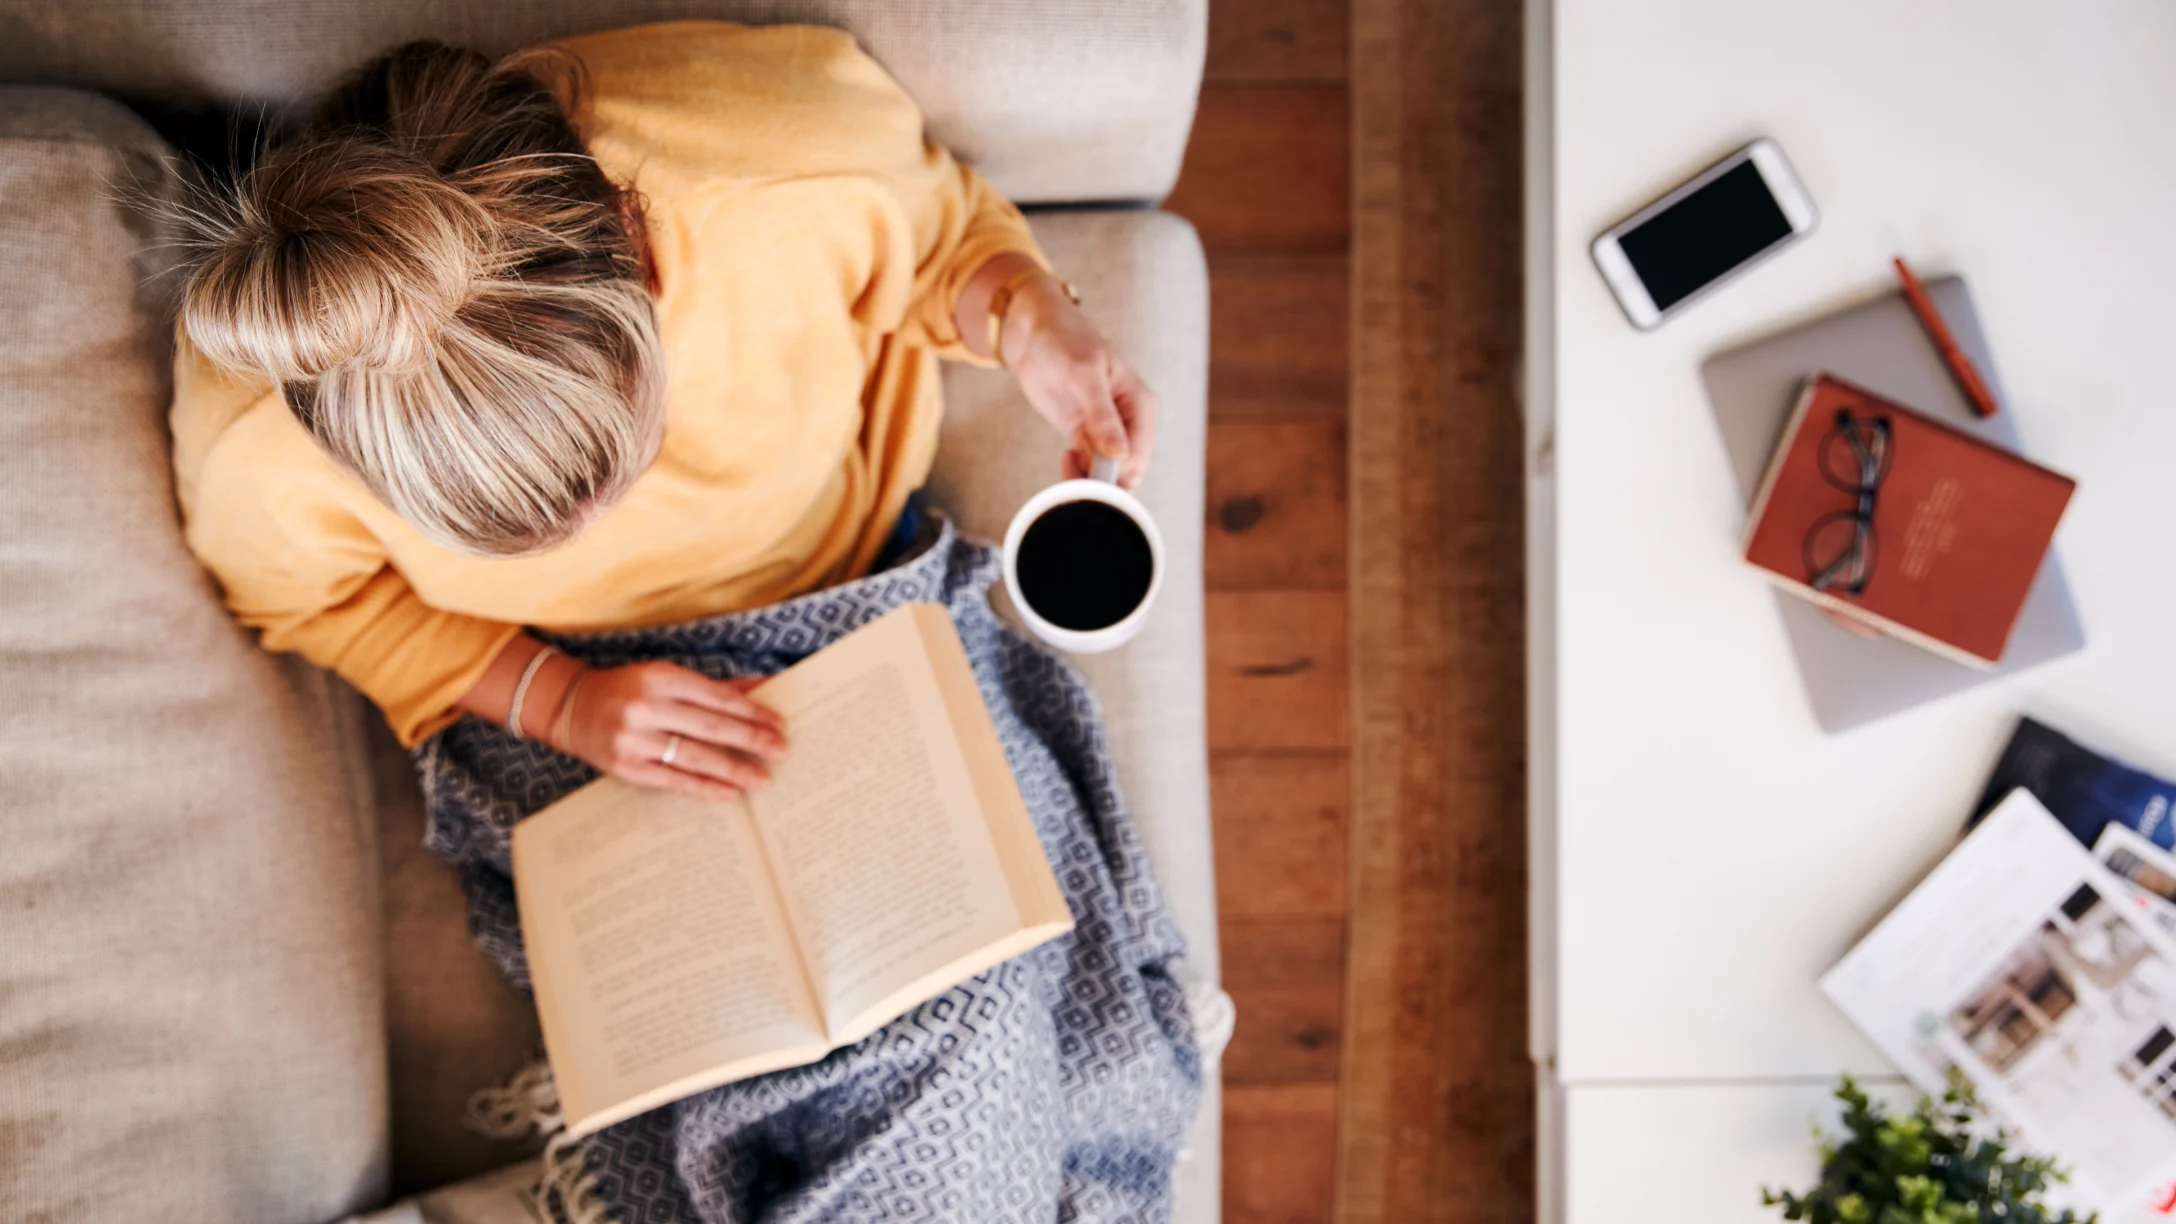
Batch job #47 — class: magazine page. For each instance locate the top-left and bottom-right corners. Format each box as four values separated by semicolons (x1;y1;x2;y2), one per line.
2095;823;2176;941
1822;788;2176;1209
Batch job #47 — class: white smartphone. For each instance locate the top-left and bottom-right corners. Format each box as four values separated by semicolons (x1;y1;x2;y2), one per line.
1591;138;1818;330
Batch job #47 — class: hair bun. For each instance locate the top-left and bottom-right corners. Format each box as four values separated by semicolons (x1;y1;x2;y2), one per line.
182;138;493;381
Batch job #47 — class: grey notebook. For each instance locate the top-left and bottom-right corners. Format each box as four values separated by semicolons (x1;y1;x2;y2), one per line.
1700;275;2084;733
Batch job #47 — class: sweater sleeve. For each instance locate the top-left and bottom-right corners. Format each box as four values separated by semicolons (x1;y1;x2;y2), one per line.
173;353;521;746
763;24;1050;363
558;23;1052;362
244;562;523;748
881;153;1050;364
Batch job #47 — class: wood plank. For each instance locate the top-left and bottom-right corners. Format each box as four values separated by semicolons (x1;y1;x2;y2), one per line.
1206;421;1347;590
1166;87;1350;252
1206;0;1351;86
1207;590;1348;753
1226;1083;1341;1224
1222;916;1345;1084
1210;251;1348;422
1211;752;1348;921
1337;0;1534;1220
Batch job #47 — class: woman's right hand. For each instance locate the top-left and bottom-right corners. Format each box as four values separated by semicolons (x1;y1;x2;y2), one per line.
558;661;788;801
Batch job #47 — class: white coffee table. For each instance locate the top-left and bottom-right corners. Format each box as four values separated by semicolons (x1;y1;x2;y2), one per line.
1525;2;2176;1220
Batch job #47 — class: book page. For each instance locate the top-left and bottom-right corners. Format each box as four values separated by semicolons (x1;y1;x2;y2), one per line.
911;604;1073;936
745;607;1036;1035
513;783;826;1135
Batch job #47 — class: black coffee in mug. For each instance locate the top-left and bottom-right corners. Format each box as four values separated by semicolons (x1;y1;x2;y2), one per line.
1013;499;1155;631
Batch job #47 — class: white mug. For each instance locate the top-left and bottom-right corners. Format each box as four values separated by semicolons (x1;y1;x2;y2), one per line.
1001;456;1165;654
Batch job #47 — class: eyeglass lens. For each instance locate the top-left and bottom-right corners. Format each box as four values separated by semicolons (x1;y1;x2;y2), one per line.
1803;409;1890;596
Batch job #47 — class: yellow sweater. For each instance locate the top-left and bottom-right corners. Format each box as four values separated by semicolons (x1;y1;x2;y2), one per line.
171;22;1046;746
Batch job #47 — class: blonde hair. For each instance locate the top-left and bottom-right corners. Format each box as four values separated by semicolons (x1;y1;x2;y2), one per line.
179;42;664;556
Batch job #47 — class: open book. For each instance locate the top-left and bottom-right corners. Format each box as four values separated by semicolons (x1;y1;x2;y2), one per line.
511;604;1074;1139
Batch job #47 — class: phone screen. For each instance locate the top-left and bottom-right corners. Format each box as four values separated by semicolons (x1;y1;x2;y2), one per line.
1618;159;1793;311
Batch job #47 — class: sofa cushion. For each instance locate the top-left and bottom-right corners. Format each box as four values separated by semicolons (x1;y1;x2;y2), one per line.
372;209;1221;1219
0;0;1205;206
0;87;388;1222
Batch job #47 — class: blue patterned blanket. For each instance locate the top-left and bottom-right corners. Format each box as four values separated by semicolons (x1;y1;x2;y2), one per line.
413;518;1205;1223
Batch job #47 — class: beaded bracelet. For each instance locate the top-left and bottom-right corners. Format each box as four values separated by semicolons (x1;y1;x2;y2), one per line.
505;644;559;740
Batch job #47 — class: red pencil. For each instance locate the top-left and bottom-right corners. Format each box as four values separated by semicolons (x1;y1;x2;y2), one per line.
1894;256;1999;418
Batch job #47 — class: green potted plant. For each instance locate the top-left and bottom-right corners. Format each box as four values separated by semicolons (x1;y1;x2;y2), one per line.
1762;1076;2095;1224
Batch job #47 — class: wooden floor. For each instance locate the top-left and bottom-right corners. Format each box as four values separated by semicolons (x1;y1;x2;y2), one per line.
1165;1;1532;1220
1167;3;1351;1220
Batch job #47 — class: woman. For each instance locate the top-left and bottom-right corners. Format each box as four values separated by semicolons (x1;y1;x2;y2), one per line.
174;23;1155;789
174;23;1201;1224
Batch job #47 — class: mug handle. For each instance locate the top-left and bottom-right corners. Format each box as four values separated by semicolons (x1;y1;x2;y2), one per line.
1089;455;1122;484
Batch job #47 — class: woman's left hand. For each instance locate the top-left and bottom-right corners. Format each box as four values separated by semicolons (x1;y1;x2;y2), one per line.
1000;276;1159;490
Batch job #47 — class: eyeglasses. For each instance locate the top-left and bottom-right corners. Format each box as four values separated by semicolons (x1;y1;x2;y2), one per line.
1802;408;1892;597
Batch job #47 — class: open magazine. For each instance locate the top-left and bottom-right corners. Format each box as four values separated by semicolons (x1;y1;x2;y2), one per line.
1823;789;2176;1211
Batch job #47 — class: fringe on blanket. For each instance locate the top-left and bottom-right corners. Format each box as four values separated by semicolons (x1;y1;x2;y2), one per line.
464;981;1237;1222
465;1061;611;1224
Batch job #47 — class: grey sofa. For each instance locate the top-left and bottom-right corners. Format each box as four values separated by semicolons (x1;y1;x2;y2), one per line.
0;3;1219;1220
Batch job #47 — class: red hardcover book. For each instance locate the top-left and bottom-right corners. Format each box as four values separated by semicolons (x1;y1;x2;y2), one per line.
1743;374;2076;667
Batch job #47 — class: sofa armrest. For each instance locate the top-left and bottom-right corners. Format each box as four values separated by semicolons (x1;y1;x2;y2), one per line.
928;209;1220;1222
930;210;1216;984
